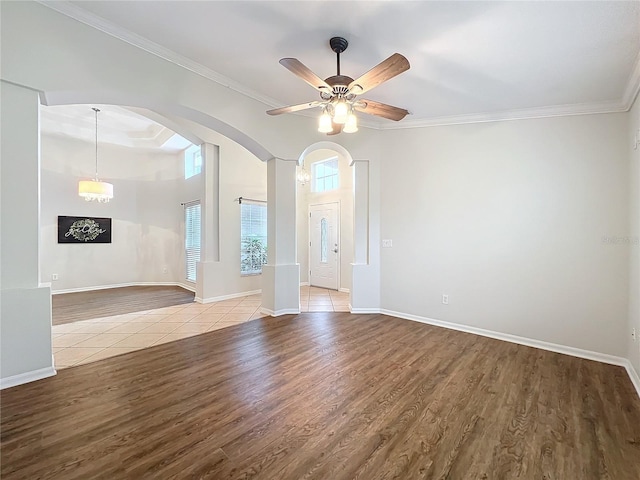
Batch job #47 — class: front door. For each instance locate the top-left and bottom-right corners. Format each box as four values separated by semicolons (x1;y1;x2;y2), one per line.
309;203;339;290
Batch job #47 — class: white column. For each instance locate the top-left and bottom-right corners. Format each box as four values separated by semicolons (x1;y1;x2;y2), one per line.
261;158;300;315
1;81;55;388
195;143;225;303
350;159;379;313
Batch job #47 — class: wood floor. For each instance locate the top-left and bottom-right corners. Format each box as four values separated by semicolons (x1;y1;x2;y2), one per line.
2;313;639;479
52;285;195;325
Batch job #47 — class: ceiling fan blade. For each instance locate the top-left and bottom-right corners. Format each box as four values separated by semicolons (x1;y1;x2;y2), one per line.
354;99;410;121
280;58;332;92
348;53;410;95
327;121;342;135
267;101;323;116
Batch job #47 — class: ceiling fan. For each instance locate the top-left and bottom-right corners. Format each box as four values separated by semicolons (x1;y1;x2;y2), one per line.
267;37;410;135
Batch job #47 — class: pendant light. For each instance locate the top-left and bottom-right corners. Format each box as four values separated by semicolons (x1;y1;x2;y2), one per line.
78;107;113;203
297;165;311;185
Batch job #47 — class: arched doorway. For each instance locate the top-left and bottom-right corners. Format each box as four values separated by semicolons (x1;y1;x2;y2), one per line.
296;142;361;313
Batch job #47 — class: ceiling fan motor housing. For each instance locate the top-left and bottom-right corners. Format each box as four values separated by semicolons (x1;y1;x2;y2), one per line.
329;36;348;54
321;75;355;100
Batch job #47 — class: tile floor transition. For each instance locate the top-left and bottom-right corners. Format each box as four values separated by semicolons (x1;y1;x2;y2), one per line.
53;286;350;369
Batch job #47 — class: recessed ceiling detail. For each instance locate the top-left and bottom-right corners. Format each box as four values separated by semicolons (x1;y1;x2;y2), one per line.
40;104;191;151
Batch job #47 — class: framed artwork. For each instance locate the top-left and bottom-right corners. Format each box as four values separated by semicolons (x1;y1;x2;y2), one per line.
57;216;112;244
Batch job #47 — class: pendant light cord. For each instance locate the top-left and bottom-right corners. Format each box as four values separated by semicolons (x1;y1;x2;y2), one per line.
92;107;100;180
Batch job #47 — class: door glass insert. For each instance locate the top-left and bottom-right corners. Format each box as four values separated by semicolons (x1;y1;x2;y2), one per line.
320;218;328;263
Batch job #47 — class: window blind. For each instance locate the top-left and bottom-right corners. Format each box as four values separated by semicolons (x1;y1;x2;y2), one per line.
185;202;201;282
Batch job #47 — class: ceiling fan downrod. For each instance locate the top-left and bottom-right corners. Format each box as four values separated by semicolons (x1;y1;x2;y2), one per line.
330;37;348;76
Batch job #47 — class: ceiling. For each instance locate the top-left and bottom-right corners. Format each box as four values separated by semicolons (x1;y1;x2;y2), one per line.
47;1;640;128
41;104;191;151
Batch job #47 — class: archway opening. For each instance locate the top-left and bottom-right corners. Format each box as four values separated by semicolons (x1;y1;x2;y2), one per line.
40;102;270;368
296;143;355;313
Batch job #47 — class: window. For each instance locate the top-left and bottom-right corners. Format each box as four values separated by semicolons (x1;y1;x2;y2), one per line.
240;202;267;275
184;202;201;282
184;144;202;179
313;158;339;192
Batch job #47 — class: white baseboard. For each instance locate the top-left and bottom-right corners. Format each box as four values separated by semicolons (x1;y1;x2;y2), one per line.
300;282;309;287
260;307;300;317
196;289;261;304
339;287;350;293
1;366;57;390
52;282;194;295
624;361;640;399
350;306;381;314
177;282;196;293
381;308;639;398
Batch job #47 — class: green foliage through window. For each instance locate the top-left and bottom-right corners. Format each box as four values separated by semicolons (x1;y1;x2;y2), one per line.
241;203;267;275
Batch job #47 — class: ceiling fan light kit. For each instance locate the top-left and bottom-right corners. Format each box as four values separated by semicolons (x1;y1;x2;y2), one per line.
267;37;410;135
343;111;358;133
318;109;333;133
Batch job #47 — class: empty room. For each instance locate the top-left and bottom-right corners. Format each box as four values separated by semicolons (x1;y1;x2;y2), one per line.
1;1;639;479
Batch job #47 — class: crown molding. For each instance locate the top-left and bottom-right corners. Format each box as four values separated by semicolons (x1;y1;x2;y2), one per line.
38;0;282;109
39;0;639;130
289;98;627;130
381;99;628;130
623;49;640;110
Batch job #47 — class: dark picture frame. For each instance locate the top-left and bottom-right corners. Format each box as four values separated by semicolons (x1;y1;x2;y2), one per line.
57;216;112;244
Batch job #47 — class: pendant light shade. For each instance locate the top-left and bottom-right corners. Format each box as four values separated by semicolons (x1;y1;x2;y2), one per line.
343;111;358;133
333;100;349;124
318;109;333;133
297;166;311;185
79;107;113;203
78;180;114;202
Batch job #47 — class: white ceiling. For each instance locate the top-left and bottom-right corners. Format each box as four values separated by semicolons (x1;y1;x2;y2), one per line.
40;104;191;151
48;1;640;128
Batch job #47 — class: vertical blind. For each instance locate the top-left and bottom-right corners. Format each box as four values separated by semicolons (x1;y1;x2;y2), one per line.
240;202;267;275
185;202;201;282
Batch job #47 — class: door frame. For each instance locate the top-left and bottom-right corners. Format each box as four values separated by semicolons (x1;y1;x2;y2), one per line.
309;201;340;290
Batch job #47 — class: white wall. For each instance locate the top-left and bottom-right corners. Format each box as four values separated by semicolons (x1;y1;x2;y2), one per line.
628;97;640;376
2;1;636;386
0;1;375;386
40;133;184;291
379;113;630;357
163;118;268;298
1;81;54;384
40;124;268;296
297;149;354;291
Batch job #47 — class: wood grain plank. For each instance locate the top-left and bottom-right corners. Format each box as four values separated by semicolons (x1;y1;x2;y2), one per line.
52;285;195;324
2;313;639;480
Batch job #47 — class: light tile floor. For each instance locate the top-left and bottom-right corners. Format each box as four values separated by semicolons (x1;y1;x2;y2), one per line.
300;285;351;312
53;286;350;369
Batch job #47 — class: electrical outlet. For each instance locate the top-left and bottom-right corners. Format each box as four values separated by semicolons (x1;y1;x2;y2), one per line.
51;273;58;281
442;294;449;305
382;239;393;248
162;266;168;274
